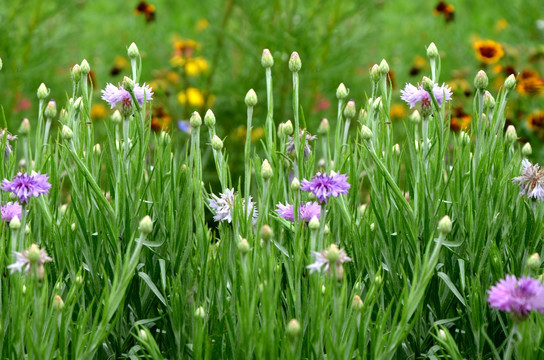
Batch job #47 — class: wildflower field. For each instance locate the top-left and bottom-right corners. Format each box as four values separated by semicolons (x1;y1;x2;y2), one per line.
2;1;544;359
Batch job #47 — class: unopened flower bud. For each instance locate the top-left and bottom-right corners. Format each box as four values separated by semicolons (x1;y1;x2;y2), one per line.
59;204;68;216
291;177;300;190
370;64;380;83
324;224;330;235
112;110;122;124
59;109;68;123
204;109;216;127
195;306;205;319
438;329;447;341
344;99;356;119
244;89;258;107
37;83;50;100
211;135;223;151
190;111;202;128
427;42;439;59
373;97;383;111
379;59;389;75
326;244;340;263
53;295;64;310
27;244;42;263
71;223;76;231
260;225;274;242
308;216;320;231
438;215;452;234
410;110;421;123
483;91;495;109
159;131;171;146
282;120;293;136
44;100;57;118
318;118;330;134
392;143;400;155
361;125;373;140
370;223;375;231
522;142;532;157
71;64;81;83
139;329;148;341
93;144;101;155
527;253;541;271
504;74;516;90
286;319;301;339
127;42;140;59
288;52;301;72
238;238;250;255
139;215;153;234
358;204;367;217
9;216;21;230
460;131;471;145
61;125;73;140
422;76;434;93
19;118;31;135
336;83;348;100
122;76;134;92
73;97;83;111
261;159;273;180
261;49;274;68
505;125;517;143
80;59;90;75
352;295;363;311
474;70;488;90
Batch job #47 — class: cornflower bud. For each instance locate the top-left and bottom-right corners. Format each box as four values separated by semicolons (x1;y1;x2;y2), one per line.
139;215;153;234
308;216;320;231
361;125;373;140
127;42;140;59
438;215;452;235
19;118;31;135
37;83;50;100
379;59;389;75
286;319;301;339
71;64;81;83
244;89;258;107
61;125;73;140
427;42;439;59
9;216;21;230
504;74;516;90
288;52;301;72
190;111;202;128
53;295;64;310
326;244;340;263
344;99;356;119
204;109;216;127
474;70;488;90
261;159;273;180
44;99;57;119
370;64;380;83
80;59;90;75
291;177;300;190
336;83;348;100
111;110;123;124
522;142;532;157
422;76;434;93
122;76;134;92
260;225;274;242
238;238;250;255
261;49;274;68
409;110;421;123
282;120;294;136
211;135;223;151
195;306;205;319
505;125;517;143
483;91;495;109
527;253;541;271
352;295;363;311
318;118;330;134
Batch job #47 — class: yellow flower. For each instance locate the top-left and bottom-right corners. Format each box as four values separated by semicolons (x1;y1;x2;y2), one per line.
185;57;209;77
195;18;209;32
517;69;544;96
389;104;406;121
494;18;508;32
169;55;185;68
90;104;107;120
251;127;265;142
178;87;205;108
166;71;180;85
527;110;544;139
473;40;504;64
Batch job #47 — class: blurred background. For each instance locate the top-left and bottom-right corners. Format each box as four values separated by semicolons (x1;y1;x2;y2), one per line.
0;0;543;155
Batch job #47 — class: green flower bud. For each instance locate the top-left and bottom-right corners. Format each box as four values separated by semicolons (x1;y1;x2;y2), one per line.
336;83;348;100
244;89;258;107
344;99;356;119
73;97;83;112
505;125;517;143
308;216;320;231
422;76;434;93
159;131;171;146
286;319;301;339
139;329;148;341
204;109;216;128
291;177;300;191
326;244;340;263
53;295;64;310
522;142;532;156
474;70;488;90
71;223;76;231
361;125;373;140
195;306;205;319
483;91;495;109
409;110;421;124
438;329;447;342
504;74;516;90
370;64;380;83
352;295;363;311
122;76;134;92
138;215;153;234
93;144;101;155
318;118;330;134
112;110;123;124
460;131;471;146
19;118;31;135
37;83;50;100
324;224;330;235
379;59;389;75
438;215;452;234
370;223;375;231
44;100;57;119
527;253;541;271
392;143;400;155
260;225;274;242
80;59;90;75
211;135;223;151
288;52;301;72
358;204;367;217
61;125;73;140
9;216;21;230
27;244;42;263
238;238;250;255
373;97;383;111
427;42;439;59
190;111;202;128
282;120;293;136
71;64;81;83
127;42;140;59
261;49;274;68
261;159;273;180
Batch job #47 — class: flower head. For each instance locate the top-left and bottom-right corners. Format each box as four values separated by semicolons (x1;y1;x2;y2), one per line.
488;275;544;319
208;188;258;224
473;40;504;64
513;159;544;200
276;201;322;222
2;172;51;203
301;172;350;203
7;244;53;278
307;244;351;274
286;129;317;158
101;82;153;109
1;202;22;222
400;82;453;109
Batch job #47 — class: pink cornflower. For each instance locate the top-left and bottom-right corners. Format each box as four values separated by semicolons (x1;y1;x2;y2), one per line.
2;172;51;203
513;159;544;200
301;172;350;203
488;275;544;320
276;201;322;222
101;82;153;109
8;244;53;279
307;244;351;275
1;202;22;222
400;82;452;109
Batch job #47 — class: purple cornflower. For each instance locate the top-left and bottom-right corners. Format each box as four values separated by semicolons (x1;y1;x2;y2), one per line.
1;172;51;203
1;129;17;158
400;82;452;109
1;202;22;222
7;243;53;279
178;120;191;134
208;188;258;224
101;82;154;109
276;201;322;222
307;244;351;275
513;159;544;200
488;275;544;320
301;172;350;203
286;129;317;157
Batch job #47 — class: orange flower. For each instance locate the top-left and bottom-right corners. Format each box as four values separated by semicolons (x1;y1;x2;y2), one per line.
134;1;156;22
517;69;544;96
151;107;171;132
90;104;107;121
433;1;455;22
389;104;406;121
409;56;426;76
449;107;471;132
473;40;504;64
527;110;544;139
110;56;128;76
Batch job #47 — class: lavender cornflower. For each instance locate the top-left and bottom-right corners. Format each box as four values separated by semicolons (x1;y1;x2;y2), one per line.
307;244;351;276
301;172;350;203
400;82;452;109
0;129;17;158
101;82;154;109
286;129;317;158
208;188;258;224
178;120;191;134
488;275;544;320
1;202;22;222
8;243;53;279
2;172;51;203
512;159;544;200
276;201;322;222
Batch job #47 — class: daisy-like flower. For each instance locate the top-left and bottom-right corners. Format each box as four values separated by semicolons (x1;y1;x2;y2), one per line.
0;129;17;158
488;275;544;320
208;188;258;224
276;201;322;222
1;202;22;222
400;82;453;109
301;172;350;203
8;244;53;279
512;159;544;200
2;172;51;203
101;82;153;109
473;39;504;64
307;244;351;275
286;129;317;158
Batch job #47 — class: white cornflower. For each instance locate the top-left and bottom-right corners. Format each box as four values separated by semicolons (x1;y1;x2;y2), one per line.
513;159;544;200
